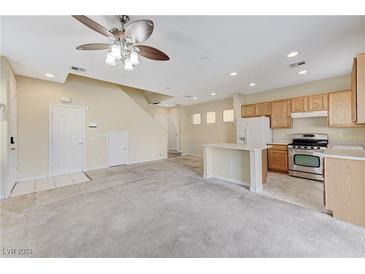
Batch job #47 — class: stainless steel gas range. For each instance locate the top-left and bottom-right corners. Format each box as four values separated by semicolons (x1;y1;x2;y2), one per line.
288;133;328;181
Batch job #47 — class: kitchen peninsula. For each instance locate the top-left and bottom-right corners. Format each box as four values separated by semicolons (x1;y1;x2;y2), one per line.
202;143;270;192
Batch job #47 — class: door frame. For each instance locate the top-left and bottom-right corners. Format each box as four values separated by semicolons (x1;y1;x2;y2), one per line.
107;130;128;167
49;104;86;176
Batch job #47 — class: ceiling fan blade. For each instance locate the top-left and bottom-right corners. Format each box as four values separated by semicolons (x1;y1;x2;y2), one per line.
126;20;154;43
76;43;112;50
134;45;169;61
72;15;115;39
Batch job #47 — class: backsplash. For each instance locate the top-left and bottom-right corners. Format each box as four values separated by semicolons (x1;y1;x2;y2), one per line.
273;117;365;144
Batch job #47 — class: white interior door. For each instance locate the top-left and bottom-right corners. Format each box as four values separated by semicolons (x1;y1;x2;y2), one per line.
168;117;178;151
50;105;84;176
8;74;17;192
108;132;128;167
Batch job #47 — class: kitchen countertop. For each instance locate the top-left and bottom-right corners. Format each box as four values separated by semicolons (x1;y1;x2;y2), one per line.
267;142;290;146
324;145;365;161
202;143;270;151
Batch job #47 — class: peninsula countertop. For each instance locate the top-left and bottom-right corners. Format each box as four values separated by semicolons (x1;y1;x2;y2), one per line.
324;145;365;161
202;143;271;151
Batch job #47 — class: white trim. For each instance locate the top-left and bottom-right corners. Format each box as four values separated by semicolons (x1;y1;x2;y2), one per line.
16;175;48;183
84;166;108;172
127;156;167;165
182;153;202;157
49;104;86;177
210;175;249;187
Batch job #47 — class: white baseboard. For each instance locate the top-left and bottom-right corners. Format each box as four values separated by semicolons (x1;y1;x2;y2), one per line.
128;156;167;165
181;153;202;157
17;175;48;183
84;166;108;172
211;175;249;187
16;157;167;183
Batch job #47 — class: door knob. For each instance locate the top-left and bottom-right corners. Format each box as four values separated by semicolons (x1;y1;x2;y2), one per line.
78;142;84;145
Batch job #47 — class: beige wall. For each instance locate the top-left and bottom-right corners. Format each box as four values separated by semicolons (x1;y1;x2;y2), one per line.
17;74;168;180
181;98;235;155
245;74;365;143
245;74;351;104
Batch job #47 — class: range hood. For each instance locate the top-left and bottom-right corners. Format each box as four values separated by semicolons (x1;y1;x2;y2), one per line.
291;110;328;118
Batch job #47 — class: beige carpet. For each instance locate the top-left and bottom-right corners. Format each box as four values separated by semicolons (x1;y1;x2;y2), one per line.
1;156;365;257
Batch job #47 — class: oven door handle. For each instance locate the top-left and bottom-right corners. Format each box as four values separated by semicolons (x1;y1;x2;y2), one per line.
288;149;324;156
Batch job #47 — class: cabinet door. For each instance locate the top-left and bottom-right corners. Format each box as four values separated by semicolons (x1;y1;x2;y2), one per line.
308;94;328;111
351;57;357;122
271;100;292;128
268;149;288;173
357;53;365;123
242;104;256;117
291;96;308;112
328;90;363;127
256;102;272;116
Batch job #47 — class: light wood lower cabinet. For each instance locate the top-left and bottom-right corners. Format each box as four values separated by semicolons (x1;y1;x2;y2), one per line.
325;157;365;227
268;145;288;173
271;100;291;128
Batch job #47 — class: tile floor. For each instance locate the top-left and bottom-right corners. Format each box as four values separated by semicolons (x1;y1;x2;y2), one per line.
10;172;89;198
261;172;325;212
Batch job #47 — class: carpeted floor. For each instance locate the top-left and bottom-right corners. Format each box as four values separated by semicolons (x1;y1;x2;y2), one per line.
1;155;365;257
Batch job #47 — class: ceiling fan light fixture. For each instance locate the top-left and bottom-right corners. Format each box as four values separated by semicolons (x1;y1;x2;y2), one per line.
105;52;116;66
130;51;139;66
111;45;122;59
124;59;134;71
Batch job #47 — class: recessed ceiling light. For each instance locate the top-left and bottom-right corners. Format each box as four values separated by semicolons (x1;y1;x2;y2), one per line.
230;72;238;76
249;83;256;87
287;51;299;58
299;70;308;75
193;97;197;100
211;92;216;96
45;73;55;78
164;104;169;107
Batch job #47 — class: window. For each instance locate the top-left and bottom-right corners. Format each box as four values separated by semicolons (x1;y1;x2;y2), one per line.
206;112;216;124
223;109;234;122
192;113;201;125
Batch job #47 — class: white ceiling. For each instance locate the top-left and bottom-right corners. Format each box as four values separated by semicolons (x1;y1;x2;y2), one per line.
1;16;364;106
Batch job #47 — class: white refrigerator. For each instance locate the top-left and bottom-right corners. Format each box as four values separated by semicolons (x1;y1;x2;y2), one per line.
236;116;272;146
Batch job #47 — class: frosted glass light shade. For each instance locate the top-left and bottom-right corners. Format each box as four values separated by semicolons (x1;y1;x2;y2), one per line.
124;59;134;71
130;51;139;66
105;52;116;66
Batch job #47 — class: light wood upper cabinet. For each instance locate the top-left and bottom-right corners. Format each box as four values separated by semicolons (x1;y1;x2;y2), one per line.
328;90;364;127
291;96;308;112
356;53;365;123
308;94;328;111
241;104;256;117
256;102;272;116
271;100;292;128
351;57;357;122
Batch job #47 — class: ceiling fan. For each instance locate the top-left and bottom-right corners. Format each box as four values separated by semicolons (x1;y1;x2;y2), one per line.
72;15;169;71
